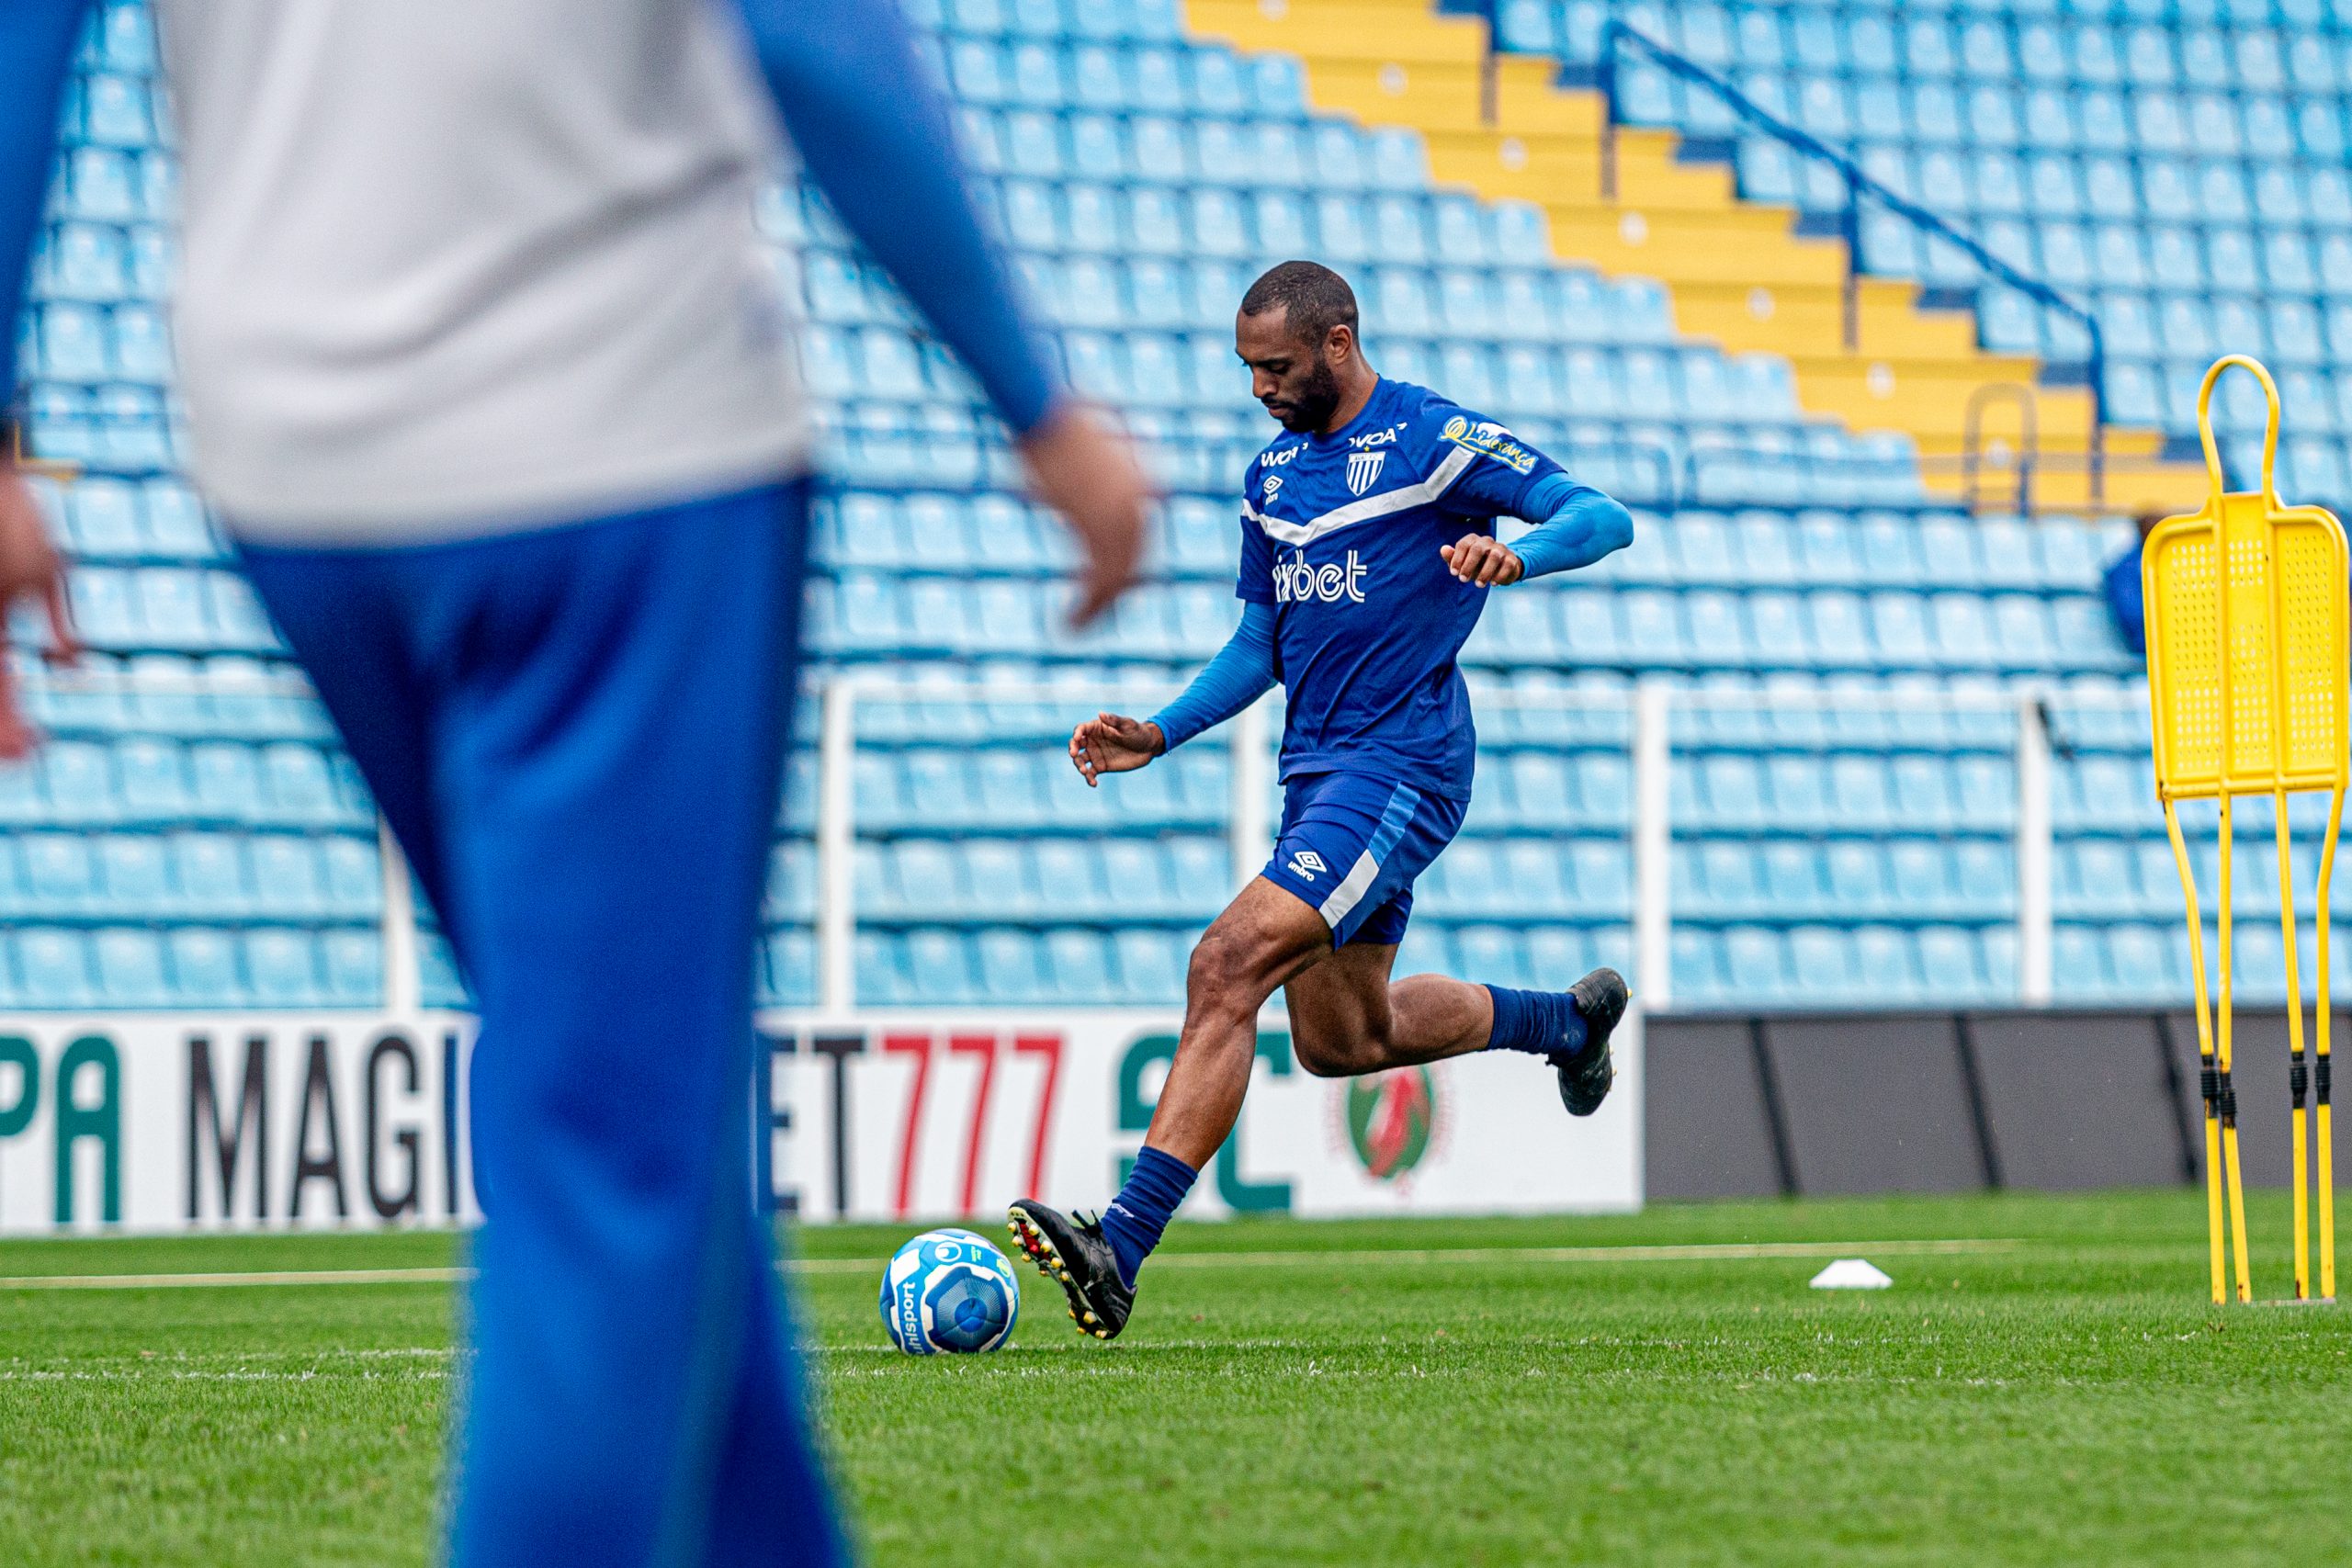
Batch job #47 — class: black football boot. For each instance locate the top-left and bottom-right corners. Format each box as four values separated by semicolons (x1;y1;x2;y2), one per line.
1552;965;1629;1118
1007;1199;1135;1341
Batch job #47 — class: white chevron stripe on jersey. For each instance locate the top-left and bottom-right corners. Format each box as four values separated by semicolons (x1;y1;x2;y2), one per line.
1243;444;1476;547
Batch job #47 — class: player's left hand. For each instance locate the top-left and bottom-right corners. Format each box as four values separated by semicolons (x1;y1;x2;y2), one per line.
1440;534;1523;587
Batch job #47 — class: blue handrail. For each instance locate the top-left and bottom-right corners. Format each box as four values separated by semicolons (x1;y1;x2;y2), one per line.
1498;16;2110;506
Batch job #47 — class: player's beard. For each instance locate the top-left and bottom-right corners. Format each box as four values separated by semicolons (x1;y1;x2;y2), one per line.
1265;355;1342;433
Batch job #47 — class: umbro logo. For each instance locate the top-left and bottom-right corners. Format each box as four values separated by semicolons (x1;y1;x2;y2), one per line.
1288;850;1329;882
1262;473;1283;502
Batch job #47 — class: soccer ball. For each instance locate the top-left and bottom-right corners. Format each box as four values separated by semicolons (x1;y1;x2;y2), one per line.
878;1228;1021;1355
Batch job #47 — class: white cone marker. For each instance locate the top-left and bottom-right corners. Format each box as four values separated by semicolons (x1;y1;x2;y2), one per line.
1808;1258;1894;1290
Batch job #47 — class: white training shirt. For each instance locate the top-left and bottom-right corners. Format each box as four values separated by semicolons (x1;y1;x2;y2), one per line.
154;0;813;543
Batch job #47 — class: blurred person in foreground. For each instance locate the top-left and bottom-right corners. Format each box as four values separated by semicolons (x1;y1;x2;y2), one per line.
0;3;1148;1563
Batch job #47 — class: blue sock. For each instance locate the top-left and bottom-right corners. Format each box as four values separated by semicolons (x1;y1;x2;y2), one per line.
1099;1145;1198;1289
1485;984;1589;1058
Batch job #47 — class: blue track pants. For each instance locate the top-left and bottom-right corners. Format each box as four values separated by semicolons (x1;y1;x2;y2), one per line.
238;481;846;1568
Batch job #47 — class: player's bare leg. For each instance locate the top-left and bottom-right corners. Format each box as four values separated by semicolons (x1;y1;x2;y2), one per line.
1010;878;1329;1337
1283;941;1492;1075
1011;878;1625;1338
1286;938;1625;1114
1143;876;1336;1166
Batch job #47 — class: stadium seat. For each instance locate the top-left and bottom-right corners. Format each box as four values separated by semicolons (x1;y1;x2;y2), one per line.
15;0;2346;1015
166;927;243;1009
244;930;322;1007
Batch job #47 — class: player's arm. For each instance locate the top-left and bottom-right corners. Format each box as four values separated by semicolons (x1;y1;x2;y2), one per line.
730;0;1145;625
1432;419;1634;586
1069;602;1276;786
0;0;90;757
1442;473;1635;586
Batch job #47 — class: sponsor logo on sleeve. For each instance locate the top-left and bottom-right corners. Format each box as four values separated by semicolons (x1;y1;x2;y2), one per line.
1286;849;1329;882
1442;416;1536;474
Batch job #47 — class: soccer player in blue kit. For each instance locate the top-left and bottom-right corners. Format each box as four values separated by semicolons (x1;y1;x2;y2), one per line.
1011;262;1636;1339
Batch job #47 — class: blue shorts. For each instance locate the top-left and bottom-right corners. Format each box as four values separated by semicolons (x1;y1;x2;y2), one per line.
1261;772;1466;947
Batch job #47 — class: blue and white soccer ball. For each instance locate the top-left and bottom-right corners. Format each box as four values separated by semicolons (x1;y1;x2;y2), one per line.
878;1228;1021;1355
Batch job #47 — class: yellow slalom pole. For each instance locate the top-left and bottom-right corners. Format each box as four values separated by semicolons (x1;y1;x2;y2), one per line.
2318;785;2344;1301
2277;789;2311;1300
2218;795;2253;1303
2167;802;2227;1303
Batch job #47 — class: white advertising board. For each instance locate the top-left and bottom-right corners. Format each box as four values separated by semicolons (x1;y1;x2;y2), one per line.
0;1010;1641;1234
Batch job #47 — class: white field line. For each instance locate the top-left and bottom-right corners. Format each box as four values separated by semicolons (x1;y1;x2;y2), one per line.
0;1237;2019;1292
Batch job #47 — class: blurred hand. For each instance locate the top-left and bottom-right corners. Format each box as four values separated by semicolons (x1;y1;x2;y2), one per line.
1441;533;1523;588
1016;402;1152;629
1069;711;1163;787
0;465;75;761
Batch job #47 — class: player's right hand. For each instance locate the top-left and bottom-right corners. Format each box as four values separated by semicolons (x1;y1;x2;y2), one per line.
1069;711;1163;786
0;464;76;761
1015;401;1154;631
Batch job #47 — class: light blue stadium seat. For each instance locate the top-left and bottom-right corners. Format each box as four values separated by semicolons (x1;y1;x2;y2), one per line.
855;932;907;1006
20;929;99;1009
1455;925;1529;990
245;929;323;1007
977;928;1045;999
1114;927;1183;1002
258;744;345;826
1853;927;1920;999
322;841;380;911
250;835;326;917
1043;929;1113;998
95;832;167;913
1668;928;1723;1000
172;833;247;914
2107;921;2173;991
907;929;975;1002
167;928;243;1009
23;833;96;914
764;930;817;1007
1720;926;1787;1000
321;929;382;1007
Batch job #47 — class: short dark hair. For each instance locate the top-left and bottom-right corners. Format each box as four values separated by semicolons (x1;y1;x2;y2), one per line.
1240;261;1359;349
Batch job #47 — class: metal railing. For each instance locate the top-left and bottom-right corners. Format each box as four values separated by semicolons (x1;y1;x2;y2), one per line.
1459;10;2113;507
22;668;2281;1018
806;672;2099;1014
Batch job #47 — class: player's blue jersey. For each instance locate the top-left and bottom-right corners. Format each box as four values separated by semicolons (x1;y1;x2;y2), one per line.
1237;377;1568;800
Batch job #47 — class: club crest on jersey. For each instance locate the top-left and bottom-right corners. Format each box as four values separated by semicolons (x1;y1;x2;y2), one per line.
1345;449;1387;496
1442;415;1537;475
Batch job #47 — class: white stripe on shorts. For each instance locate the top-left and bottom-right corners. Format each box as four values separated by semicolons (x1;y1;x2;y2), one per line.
1317;849;1384;929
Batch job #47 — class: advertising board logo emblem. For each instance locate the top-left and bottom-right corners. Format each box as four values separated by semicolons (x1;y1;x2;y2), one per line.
1345;1066;1438;1180
1345;450;1386;497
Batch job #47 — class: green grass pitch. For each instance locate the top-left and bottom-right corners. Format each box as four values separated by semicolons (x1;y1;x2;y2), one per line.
5;1190;2349;1566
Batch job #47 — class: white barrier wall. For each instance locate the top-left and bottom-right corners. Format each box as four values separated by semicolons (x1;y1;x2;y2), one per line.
0;1014;481;1234
0;1010;1641;1234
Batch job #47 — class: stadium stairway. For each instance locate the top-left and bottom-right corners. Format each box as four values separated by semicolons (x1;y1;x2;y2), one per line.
1178;0;2209;512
